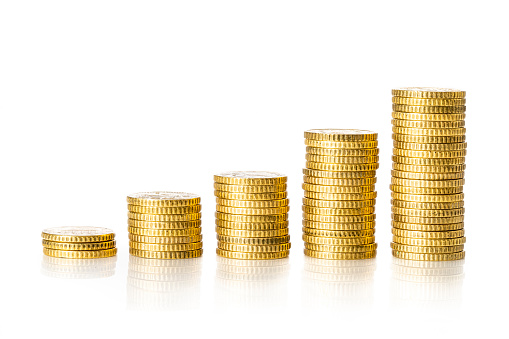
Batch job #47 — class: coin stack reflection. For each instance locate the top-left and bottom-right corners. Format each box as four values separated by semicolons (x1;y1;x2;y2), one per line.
214;172;291;260
391;88;466;261
127;192;203;259
41;256;117;279
42;227;117;259
127;256;202;310
302;129;379;260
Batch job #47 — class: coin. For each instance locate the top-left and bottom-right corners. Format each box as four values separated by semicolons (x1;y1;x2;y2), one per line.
41;226;115;243
392;228;465;239
216;198;289;208
214;171;287;185
393;141;467;151
127;205;202;214
392;214;464;224
42;239;116;251
391;199;464;210
128;227;202;236
129;241;203;252
392;221;464;231
391;192;464;202
305;139;379;149
303;168;377;179
390;185;463;195
392;163;466;173
128;234;202;244
304;129;377;142
392;119;465;129
393;149;467;158
216;205;290;215
303;206;375;216
218;242;291;252
216;249;290;259
306;161;379;171
128;219;201;229
392;207;465;217
306;147;379;156
391;178;465;188
392;250;465;261
216;227;289;238
394;127;466;137
303;176;376;186
392;111;466;122
214;183;287;193
214;191;288;200
392;97;466;106
303;235;375;245
392;87;466;99
215;219;289;230
305;154;379;164
127;192;200;207
303;220;375;230
392;104;466;114
304;249;376;260
392;156;465;166
304;243;377;253
303;183;376;194
128;212;201;222
390;243;464;254
391;170;464;181
217;235;290;245
43;248;117;259
392;134;466;143
303;227;375;238
216;212;287;223
304;191;377;201
129;248;203;259
303;198;376;208
303;213;375;223
393;236;466;246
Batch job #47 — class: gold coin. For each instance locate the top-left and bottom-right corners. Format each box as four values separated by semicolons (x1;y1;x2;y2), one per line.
127;205;201;215
303;168;377;179
305;243;377;253
128;212;201;222
217;242;291;252
392;221;464;231
392;250;465;261
392;214;464;224
391;192;464;202
305;154;379;164
306;146;379;157
390;185;463;195
393;104;466;114
392;156;465;166
216;205;290;215
216;212;287;222
214;182;287;193
214;171;287;185
391;199;464;210
128;219;201;229
303;176;377;186
303;198;376;208
128;227;202;236
393;141;467;151
304;129;377;142
392;163;466;173
303;227;375;238
392;97;466;106
215;220;288;230
43;248;117;259
390;243;464;254
127;192;200;207
214;191;288;200
216;227;289;238
303;206;375;216
304;213;375;223
304;249;376;260
216;249;290;260
128;234;202;244
392;133;466;144
392;111;466;122
391;170;464;181
393;149;467;158
41;227;115;243
217;235;290;245
392;87;466;99
306;161;379;171
305;139;379;149
393;236;466;246
129;241;203;252
304;191;377;201
391;178;465;188
392;207;465;217
392;228;465;239
393;127;466;137
303;235;375;245
216;198;289;208
129;248;203;259
303;183;376;194
42;240;116;251
392;119;465;129
303;220;375;230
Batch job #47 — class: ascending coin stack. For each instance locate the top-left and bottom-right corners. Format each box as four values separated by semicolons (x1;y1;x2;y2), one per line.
42;226;117;259
302;129;379;260
214;171;291;260
127;192;203;259
391;87;467;261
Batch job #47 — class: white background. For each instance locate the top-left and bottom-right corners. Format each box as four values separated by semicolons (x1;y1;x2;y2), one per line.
1;1;507;338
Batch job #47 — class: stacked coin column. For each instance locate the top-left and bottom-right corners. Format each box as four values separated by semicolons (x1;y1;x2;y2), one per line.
302;129;379;260
127;192;203;259
214;171;291;260
391;88;466;261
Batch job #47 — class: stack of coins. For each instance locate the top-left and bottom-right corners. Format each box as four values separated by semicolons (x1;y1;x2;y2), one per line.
302;129;379;260
391;88;466;261
214;171;291;260
127;192;203;259
42;227;117;259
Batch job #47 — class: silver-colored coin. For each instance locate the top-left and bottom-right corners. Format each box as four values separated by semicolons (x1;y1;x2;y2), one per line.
127;192;200;200
42;226;114;237
306;129;375;135
215;171;285;179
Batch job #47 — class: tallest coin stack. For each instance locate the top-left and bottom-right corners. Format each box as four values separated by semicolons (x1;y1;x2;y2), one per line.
391;88;466;261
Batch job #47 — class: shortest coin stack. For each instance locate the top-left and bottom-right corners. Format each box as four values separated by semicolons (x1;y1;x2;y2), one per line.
214;171;291;260
42;226;117;259
127;192;203;259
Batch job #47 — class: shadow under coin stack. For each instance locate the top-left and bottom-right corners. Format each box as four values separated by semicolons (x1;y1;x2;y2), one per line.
303;129;379;260
391;88;466;261
214;171;291;260
42;226;117;259
127;192;203;259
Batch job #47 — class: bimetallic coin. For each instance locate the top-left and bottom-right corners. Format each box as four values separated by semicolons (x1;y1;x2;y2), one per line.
214;191;288;201
391;178;465;188
392;221;464;232
303;227;375;238
305;243;377;253
303;220;375;231
393;149;467;158
303;168;377;179
216;249;290;260
217;243;291;253
305;154;379;164
303;183;376;194
128;234;202;244
128;219;201;229
306;147;379;157
41;227;115;243
129;248;203;259
129;241;202;252
392;228;465;239
128;212;201;222
43;248;117;259
128;227;202;237
392;214;464;225
391;199;464;210
390;185;463;195
304;129;378;142
305;139;379;149
392;133;466;144
216;227;289;238
303;198;376;208
213;183;287;193
303;235;375;245
217;235;290;245
127;204;201;215
216;205;290;215
392;119;465;129
390;243;464;254
393;236;466;247
127;192;200;207
42;240;116;251
392;250;465;261
304;249;376;260
216;198;289;208
304;191;377;201
392;97;466;106
214;171;287;185
304;213;375;223
391;170;464;181
306;161;379;171
392;87;466;99
303;206;375;216
215;220;288;230
392;207;465;217
392;111;466;121
216;212;288;223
